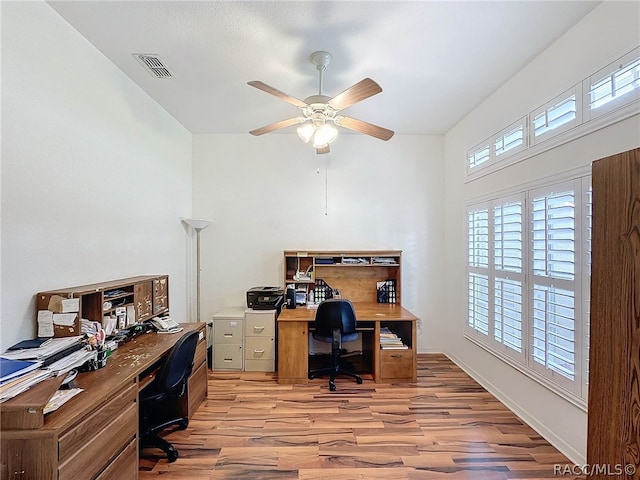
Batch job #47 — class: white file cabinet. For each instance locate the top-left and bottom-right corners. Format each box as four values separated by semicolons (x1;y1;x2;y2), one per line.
244;309;276;372
212;308;245;370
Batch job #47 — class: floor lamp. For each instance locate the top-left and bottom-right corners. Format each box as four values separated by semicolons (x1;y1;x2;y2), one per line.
182;219;211;322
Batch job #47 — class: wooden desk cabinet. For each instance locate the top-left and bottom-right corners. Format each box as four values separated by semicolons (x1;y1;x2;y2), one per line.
1;323;207;480
277;303;417;385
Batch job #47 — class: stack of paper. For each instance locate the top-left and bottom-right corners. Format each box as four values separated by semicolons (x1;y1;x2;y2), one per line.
1;336;83;362
46;349;95;376
0;358;52;402
0;369;53;402
0;337;87;400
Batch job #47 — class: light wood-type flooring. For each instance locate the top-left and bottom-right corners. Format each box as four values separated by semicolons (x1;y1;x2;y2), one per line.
139;353;583;479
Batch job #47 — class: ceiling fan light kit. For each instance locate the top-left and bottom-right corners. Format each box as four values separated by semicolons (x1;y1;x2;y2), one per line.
248;51;394;154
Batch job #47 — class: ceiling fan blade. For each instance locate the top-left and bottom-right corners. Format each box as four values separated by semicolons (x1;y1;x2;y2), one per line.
249;117;301;136
337;116;394;141
316;145;330;155
248;81;307;108
328;78;382;111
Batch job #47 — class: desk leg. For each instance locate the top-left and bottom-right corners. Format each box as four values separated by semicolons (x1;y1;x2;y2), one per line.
277;321;308;385
373;322;381;383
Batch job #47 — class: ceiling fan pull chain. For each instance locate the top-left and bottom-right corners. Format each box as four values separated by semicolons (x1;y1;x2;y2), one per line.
325;161;329;216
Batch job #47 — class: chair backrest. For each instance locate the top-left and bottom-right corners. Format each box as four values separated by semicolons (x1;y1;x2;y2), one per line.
156;330;200;394
314;299;357;337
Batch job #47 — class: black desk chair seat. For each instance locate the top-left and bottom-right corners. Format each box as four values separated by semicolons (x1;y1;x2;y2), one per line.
139;329;199;462
308;299;363;391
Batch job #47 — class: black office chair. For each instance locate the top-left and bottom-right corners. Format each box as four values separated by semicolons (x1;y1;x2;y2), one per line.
308;299;363;391
139;330;199;462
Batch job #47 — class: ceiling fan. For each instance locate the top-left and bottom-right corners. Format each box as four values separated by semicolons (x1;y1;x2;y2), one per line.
248;51;394;154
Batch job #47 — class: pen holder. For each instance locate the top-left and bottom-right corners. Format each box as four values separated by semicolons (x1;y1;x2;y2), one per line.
78;347;107;372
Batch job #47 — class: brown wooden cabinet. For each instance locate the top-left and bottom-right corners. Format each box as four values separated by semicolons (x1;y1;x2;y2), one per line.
587;148;640;479
36;275;169;337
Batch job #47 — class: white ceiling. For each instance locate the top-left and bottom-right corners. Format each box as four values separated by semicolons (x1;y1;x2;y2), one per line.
47;1;599;136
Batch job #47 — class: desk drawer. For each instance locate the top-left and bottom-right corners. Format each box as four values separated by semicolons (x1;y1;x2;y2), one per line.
187;361;207;418
213;344;243;370
94;438;137;480
244;310;275;337
58;403;137;480
194;336;206;370
379;349;414;380
213;319;243;343
58;382;136;462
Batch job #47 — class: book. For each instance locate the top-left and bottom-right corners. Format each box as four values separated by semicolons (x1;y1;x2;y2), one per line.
7;338;52;351
380;344;409;350
0;358;42;383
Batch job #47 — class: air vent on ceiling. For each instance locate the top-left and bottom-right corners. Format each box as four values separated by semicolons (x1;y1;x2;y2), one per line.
133;54;174;79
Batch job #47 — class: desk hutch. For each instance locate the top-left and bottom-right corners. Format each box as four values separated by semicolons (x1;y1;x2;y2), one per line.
278;250;418;385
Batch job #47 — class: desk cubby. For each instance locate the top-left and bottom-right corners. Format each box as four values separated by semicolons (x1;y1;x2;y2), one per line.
36;275;169;337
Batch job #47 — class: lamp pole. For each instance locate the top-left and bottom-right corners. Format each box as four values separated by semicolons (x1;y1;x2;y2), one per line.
182;219;211;322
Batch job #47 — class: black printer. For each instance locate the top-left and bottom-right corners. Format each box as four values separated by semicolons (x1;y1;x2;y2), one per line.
246;286;284;313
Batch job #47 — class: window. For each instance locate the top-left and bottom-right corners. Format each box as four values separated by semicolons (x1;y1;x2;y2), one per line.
530;87;581;145
586;47;640;119
582;181;592;399
468;142;491;171
468;206;490;336
467;47;639;177
493;197;524;358
494;118;526;158
466;176;590;404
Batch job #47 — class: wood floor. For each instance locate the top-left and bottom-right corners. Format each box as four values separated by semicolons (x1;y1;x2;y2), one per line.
139;354;582;479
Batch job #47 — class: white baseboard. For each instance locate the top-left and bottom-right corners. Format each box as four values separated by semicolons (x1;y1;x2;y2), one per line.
443;350;585;465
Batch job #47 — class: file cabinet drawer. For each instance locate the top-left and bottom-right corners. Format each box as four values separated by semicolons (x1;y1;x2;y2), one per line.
213;319;243;344
245;336;275;360
245;358;275;372
244;310;275;337
213;344;243;370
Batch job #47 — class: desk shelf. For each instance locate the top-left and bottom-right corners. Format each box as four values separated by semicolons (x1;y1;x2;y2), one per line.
284;250;402;304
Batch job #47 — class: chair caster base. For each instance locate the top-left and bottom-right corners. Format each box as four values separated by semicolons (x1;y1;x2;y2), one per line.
167;448;179;463
356;377;363;384
329;381;336;391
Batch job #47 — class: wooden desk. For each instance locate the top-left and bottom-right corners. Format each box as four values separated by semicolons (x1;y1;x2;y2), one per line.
277;302;417;385
0;323;207;480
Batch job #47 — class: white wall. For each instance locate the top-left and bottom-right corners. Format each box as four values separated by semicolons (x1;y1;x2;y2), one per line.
192;133;444;352
0;1;193;350
443;1;640;464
